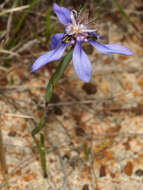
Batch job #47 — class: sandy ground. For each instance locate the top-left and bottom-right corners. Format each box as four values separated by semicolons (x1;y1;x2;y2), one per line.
0;0;143;190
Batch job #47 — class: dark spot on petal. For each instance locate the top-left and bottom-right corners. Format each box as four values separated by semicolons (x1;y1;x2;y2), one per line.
135;169;143;177
82;83;97;95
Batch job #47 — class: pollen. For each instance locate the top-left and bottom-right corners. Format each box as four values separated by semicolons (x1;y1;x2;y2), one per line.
73;26;80;34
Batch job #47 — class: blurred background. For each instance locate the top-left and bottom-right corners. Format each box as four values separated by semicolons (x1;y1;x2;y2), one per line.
0;0;143;190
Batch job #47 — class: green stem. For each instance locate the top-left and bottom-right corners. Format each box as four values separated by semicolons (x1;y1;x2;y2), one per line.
40;133;47;177
32;49;73;178
45;49;73;103
32;112;47;177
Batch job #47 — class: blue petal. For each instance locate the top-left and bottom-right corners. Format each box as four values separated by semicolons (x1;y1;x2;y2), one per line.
89;41;134;55
51;33;64;49
53;3;71;25
73;42;92;82
89;32;104;40
32;44;67;72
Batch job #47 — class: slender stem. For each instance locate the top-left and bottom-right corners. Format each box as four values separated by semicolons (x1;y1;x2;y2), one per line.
45;49;73;103
32;112;47;177
40;133;47;177
32;49;73;178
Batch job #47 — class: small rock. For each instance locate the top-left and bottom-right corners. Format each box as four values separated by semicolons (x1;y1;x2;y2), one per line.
135;169;143;177
82;83;97;95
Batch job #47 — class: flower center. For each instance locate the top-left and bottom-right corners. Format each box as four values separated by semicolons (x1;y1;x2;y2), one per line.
73;26;80;34
63;9;97;44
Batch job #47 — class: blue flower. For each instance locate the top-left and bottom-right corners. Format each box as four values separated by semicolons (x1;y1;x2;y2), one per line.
32;3;133;82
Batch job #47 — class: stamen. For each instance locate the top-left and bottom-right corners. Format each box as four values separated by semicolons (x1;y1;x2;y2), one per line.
87;17;97;25
82;29;97;32
71;11;77;26
65;8;100;43
71;10;78;18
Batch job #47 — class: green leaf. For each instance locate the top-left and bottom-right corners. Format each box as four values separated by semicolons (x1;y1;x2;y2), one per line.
32;112;46;136
45;49;73;103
